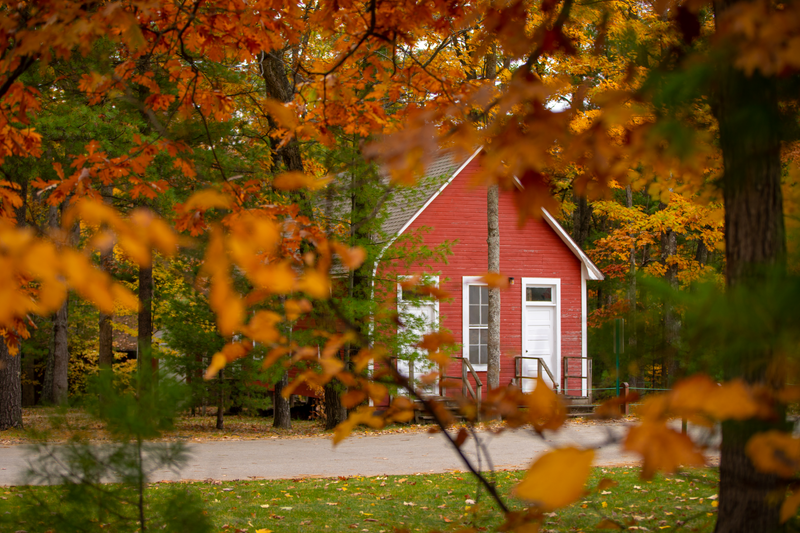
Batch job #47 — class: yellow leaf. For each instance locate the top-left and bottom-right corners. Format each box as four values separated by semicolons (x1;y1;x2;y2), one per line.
746;430;800;478
256;529;272;533
514;447;594;510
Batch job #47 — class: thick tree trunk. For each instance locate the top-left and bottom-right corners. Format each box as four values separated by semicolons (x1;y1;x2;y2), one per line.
98;186;115;370
486;184;501;390
273;372;291;428
323;381;345;430
52;297;69;404
713;1;786;529
0;340;23;430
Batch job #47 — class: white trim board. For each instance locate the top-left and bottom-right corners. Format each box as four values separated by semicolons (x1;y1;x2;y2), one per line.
395;147;484;238
541;208;604;281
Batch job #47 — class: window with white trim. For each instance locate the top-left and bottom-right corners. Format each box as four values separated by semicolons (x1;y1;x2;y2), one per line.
467;284;489;366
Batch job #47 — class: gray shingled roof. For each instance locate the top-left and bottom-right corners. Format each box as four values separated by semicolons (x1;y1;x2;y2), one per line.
380;150;469;238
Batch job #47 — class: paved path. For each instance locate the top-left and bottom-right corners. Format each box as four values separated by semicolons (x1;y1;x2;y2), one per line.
0;422;719;486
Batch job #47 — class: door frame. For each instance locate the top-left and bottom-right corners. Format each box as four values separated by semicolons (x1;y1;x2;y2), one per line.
520;277;561;389
396;275;440;394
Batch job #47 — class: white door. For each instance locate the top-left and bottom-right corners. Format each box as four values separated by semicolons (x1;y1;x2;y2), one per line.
397;279;439;395
521;283;559;393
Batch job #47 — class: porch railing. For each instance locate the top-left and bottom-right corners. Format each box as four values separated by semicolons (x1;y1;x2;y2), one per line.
513;356;559;393
441;357;482;412
561;356;592;401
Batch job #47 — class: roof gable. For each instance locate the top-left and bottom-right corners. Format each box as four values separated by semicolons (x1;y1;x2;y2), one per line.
384;148;604;281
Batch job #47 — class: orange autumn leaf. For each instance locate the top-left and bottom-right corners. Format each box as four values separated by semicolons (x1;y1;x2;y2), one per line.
781;489;800;524
182;189;234;212
299;269;330;299
704;379;762;420
417;331;455;353
332;242;367;270
514;447;594;510
624;420;705;479
524;377;567;431
333;406;385;445
746;430;800;478
480;272;510;290
273;171;330;191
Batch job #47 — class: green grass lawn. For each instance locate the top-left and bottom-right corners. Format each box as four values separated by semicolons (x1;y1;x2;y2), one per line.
2;467;721;532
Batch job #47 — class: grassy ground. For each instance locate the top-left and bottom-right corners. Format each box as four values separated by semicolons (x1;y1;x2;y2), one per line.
1;467;721;532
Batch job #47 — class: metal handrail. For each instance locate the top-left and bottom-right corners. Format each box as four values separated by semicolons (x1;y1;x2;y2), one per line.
562;356;592;401
514;356;558;393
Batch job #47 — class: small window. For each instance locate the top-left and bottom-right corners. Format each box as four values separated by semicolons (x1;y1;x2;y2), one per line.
526;287;552;302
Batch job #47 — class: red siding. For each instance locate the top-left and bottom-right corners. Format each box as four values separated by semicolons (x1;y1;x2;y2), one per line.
379;157;585;395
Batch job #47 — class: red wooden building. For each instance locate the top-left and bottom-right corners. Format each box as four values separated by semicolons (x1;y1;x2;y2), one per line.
375;148;603;400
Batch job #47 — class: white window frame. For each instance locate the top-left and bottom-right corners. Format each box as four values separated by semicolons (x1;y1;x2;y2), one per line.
462;276;489;371
520;277;561;388
397;275;440;394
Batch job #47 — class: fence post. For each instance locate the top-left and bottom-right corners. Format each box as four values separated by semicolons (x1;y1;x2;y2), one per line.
621;382;629;416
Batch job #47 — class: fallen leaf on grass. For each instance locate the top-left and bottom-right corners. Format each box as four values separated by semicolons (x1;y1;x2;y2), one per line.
596;518;623;530
259;504;270;508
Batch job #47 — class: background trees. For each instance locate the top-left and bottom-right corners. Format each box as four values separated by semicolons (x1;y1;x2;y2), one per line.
0;0;798;531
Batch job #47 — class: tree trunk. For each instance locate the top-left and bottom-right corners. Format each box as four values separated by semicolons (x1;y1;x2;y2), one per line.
486;184;501;390
625;186;637;352
52;297;69;404
660;220;680;386
323;381;345;430
22;349;35;407
98;187;115;370
0;339;23;430
273;372;291;428
713;0;786;528
571;191;592;249
216;369;224;430
42;323;55;405
138;262;154;377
